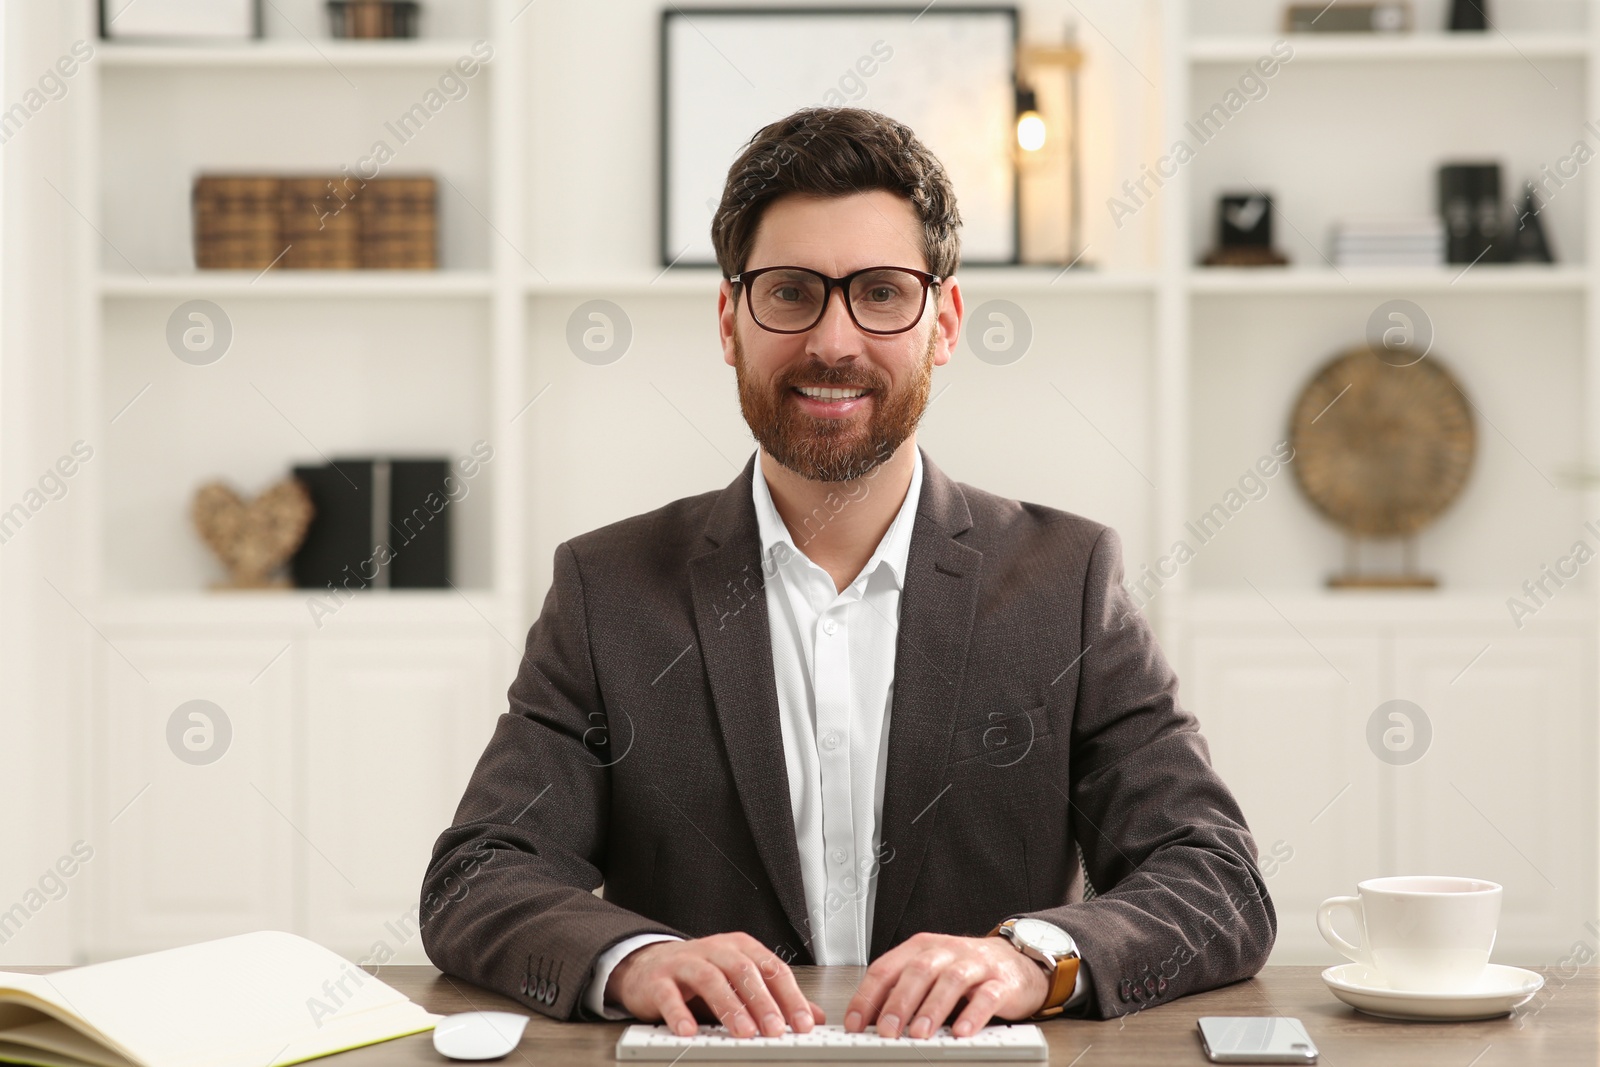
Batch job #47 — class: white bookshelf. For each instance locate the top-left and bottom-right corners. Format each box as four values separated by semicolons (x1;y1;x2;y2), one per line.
72;0;527;963
1163;0;1599;966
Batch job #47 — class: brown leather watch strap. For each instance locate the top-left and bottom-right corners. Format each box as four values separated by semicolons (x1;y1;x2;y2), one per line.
1032;955;1080;1019
986;920;1079;1019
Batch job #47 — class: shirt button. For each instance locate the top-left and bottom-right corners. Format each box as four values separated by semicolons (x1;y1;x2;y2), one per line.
822;731;840;750
831;848;847;864
823;619;838;636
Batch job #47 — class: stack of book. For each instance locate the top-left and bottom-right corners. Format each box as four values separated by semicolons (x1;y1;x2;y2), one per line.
1329;217;1445;268
193;174;438;270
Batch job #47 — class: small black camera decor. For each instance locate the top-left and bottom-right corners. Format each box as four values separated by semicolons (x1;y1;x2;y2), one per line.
1202;192;1288;266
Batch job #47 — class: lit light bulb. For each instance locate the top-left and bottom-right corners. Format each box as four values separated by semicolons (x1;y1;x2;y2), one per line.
1016;111;1047;152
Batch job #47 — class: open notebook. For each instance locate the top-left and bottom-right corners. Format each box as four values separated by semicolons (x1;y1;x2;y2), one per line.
0;930;440;1067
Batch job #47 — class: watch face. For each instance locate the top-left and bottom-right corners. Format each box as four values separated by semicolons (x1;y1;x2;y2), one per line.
1012;918;1076;957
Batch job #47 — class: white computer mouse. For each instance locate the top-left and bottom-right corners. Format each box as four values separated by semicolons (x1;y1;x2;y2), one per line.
432;1011;530;1061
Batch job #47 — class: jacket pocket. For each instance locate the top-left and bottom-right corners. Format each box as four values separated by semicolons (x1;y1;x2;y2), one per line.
946;704;1050;768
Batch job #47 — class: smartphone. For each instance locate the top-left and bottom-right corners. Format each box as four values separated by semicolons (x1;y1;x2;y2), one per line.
1197;1017;1318;1064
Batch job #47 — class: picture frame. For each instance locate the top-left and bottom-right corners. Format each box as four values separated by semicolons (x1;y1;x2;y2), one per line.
100;0;262;41
660;5;1020;269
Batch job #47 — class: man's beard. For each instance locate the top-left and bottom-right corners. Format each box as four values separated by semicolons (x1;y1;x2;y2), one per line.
733;323;937;483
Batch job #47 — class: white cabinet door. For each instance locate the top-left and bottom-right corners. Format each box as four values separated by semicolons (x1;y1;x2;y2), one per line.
94;636;294;957
1390;630;1594;960
1186;631;1385;962
303;635;504;962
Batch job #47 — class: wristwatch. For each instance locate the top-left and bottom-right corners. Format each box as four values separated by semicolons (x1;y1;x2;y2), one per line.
986;917;1081;1019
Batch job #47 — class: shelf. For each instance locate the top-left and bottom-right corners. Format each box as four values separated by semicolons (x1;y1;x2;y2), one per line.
1187;33;1588;63
528;270;725;295
100;272;495;298
525;267;1160;296
95;589;514;630
951;267;1160;293
98;39;487;69
1179;587;1597;627
1187;265;1589;294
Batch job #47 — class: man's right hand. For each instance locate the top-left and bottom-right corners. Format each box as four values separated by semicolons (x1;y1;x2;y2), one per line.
604;932;826;1037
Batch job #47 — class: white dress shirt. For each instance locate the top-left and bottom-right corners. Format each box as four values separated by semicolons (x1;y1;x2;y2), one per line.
583;448;1085;1018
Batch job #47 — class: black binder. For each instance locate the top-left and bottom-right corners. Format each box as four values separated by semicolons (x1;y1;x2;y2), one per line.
386;459;451;589
1439;163;1502;264
291;460;374;591
290;456;452;590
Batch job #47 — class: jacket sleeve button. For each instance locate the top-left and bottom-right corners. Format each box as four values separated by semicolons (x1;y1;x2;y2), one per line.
1118;978;1133;1002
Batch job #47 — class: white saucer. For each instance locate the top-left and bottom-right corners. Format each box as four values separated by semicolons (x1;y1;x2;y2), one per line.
1322;963;1544;1021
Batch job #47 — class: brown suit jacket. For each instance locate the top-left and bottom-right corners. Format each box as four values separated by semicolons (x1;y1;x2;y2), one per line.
421;447;1275;1020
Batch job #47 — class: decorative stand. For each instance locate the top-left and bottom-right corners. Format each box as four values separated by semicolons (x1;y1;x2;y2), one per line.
1288;345;1477;590
1327;535;1439;589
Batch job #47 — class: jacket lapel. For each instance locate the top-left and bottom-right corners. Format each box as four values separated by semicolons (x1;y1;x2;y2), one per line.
687;447;983;963
688;452;815;959
869;448;982;958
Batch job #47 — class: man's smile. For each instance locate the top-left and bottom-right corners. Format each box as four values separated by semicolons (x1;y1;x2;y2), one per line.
790;384;875;418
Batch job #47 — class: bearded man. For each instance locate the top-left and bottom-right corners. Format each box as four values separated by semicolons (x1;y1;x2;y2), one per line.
422;106;1274;1036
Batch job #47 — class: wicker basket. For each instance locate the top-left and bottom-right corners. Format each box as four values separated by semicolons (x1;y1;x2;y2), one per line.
327;1;419;39
359;177;437;269
193;176;283;270
279;177;362;269
193;172;437;270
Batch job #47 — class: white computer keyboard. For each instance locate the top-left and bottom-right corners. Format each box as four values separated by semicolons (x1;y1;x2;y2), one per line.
615;1023;1049;1061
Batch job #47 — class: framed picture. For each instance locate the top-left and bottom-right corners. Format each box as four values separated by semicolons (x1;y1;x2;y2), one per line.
100;0;261;40
661;5;1020;269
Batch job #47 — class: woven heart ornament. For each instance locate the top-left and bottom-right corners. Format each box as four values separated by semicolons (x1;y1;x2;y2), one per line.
191;477;315;589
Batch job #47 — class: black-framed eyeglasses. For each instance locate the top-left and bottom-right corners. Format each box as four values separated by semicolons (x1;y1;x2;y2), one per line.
728;265;942;335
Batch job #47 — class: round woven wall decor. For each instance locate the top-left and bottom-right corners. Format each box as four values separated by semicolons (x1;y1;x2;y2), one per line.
1288;345;1476;539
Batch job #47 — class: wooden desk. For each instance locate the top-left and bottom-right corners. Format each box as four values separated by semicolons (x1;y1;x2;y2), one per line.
339;964;1600;1065
15;964;1596;1065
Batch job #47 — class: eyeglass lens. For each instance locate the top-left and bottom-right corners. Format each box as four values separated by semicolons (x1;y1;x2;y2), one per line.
747;268;927;333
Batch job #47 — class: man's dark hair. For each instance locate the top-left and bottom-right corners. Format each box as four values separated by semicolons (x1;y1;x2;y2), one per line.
710;107;962;282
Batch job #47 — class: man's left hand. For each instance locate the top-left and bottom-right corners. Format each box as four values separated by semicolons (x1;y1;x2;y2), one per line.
842;932;1049;1039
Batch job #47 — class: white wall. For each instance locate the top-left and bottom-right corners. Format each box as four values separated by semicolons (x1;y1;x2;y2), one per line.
517;0;1161;607
1;0;94;963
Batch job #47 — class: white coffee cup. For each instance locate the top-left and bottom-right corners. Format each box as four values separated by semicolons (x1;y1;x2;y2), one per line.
1317;875;1501;992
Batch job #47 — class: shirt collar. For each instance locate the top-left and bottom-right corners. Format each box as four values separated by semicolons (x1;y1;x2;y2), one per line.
751;446;924;592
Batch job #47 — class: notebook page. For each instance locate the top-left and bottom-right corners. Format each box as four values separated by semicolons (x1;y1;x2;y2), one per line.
0;978;131;1065
0;1037;88;1067
0;1015;136;1067
30;931;438;1067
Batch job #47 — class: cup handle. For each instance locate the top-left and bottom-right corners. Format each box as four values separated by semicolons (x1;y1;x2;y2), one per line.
1317;895;1369;966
